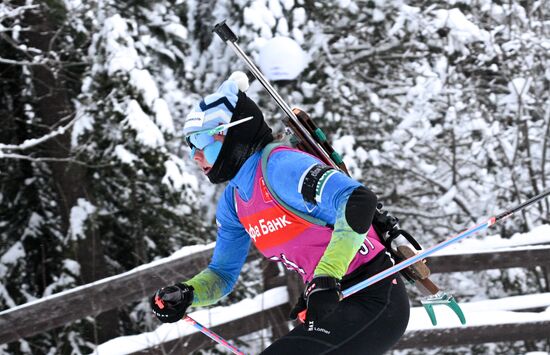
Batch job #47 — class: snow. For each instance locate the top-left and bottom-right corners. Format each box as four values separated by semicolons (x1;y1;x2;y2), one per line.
153;98;175;134
103;15;142;75
115;243;215;273
267;0;283;18
280;0;294;11
432;8;490;54
368;149;381;166
373;8;385;22
92;287;550;354
388;5;420;37
499;77;535;112
437;185;457;206
0;283;16;308
332;135;356;158
244;2;276;38
43;273;77;297
162;23;188;41
333;135;362;179
129;69;159;107
69;198;97;241
71;101;95;147
63;259;81;276
162;157;199;192
0;241;25;266
3;223;548;353
292;7;306;27
3;2;549;354
124;100;165;148
114;145;138;165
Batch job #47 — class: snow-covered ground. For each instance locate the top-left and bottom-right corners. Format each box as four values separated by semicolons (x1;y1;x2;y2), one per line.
93;225;550;355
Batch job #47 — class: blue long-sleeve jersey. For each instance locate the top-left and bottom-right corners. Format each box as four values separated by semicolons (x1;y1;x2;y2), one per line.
186;149;362;306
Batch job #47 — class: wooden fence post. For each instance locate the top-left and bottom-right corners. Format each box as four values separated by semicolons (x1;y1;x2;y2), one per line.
262;261;290;340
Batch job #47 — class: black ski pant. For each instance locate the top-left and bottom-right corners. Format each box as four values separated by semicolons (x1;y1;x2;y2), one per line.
261;255;410;355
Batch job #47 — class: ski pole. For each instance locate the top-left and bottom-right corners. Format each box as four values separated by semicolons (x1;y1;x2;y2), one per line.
297;188;550;323
183;316;246;355
343;188;550;298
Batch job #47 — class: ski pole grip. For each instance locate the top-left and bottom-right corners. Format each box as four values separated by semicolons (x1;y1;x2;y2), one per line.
214;20;238;43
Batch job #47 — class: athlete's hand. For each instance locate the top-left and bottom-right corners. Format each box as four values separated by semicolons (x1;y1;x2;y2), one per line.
292;276;342;330
151;283;194;323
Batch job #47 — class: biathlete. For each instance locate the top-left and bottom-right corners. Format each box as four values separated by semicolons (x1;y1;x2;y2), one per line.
151;72;410;354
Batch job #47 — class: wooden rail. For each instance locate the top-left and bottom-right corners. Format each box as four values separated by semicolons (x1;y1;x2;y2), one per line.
123;318;550;354
427;246;550;273
0;246;549;347
0;247;214;344
396;321;550;349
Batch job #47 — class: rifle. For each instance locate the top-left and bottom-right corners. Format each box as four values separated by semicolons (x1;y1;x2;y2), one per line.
213;20;465;326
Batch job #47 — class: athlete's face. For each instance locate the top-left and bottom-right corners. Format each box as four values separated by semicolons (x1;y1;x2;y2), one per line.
192;134;225;174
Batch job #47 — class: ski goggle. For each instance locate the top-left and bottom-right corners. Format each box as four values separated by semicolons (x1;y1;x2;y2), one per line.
188;140;223;165
185;116;253;163
185;132;221;165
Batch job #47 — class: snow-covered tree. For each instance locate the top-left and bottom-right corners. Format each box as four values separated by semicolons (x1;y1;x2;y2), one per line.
1;1;207;353
1;0;548;354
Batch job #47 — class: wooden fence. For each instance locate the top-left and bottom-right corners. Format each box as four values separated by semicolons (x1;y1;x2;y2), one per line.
0;245;549;351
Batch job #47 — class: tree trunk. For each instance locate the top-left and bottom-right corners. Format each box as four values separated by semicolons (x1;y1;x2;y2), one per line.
19;1;118;343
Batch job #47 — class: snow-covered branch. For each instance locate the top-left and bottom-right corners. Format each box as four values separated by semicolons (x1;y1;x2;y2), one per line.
0;152;91;165
0;56;46;66
0;4;39;22
340;39;404;67
386;207;456;220
406;168;476;222
0;114;96;164
0;114;78;152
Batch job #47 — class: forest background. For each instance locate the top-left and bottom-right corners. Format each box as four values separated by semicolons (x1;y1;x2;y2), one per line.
1;0;549;354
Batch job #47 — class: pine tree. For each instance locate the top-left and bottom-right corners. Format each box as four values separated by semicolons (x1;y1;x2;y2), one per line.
1;0;548;353
1;0;208;353
72;0;211;343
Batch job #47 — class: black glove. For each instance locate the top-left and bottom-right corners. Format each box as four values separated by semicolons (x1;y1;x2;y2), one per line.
289;276;342;330
151;283;194;323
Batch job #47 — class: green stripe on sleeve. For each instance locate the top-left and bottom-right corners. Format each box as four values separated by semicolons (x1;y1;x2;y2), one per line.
185;268;228;306
313;198;365;279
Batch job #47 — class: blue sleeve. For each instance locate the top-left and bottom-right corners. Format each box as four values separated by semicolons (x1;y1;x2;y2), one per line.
186;187;251;306
211;187;251;289
266;150;362;225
